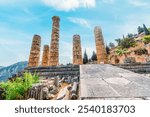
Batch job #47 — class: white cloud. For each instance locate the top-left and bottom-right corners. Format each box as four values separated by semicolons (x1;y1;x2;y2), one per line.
128;0;149;7
68;17;90;28
42;0;96;11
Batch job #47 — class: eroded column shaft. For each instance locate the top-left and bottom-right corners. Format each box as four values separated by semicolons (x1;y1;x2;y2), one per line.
73;35;83;65
94;26;107;64
28;35;41;67
42;45;49;66
49;16;60;66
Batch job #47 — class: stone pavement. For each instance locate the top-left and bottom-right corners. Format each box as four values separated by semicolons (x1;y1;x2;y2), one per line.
80;64;150;100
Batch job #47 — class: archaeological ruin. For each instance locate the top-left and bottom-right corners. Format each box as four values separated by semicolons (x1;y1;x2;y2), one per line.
49;16;60;66
42;45;49;67
28;16;107;67
73;35;83;65
28;35;41;67
94;26;108;64
2;16;150;100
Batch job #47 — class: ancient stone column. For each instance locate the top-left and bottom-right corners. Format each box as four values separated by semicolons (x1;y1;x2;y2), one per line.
42;45;49;67
49;16;60;66
94;26;108;64
28;35;41;67
73;35;83;65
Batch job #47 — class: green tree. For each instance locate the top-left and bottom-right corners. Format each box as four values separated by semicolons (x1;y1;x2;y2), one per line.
106;46;110;54
88;59;92;63
109;42;115;49
91;51;97;61
148;28;150;32
137;26;144;34
0;72;39;100
115;38;122;46
143;24;150;35
120;38;136;49
83;49;88;64
127;33;134;38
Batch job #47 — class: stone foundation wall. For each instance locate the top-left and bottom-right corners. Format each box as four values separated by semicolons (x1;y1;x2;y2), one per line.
25;65;80;78
114;63;150;73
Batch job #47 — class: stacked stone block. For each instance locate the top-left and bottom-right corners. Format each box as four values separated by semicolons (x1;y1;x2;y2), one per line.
94;26;107;64
49;16;60;66
73;35;83;65
42;45;49;66
28;35;41;67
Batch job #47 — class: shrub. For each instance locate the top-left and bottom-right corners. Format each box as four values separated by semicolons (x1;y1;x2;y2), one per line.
115;38;136;49
115;48;128;56
0;72;39;100
143;35;150;44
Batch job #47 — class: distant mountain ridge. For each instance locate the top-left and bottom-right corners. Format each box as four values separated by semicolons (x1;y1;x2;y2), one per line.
0;61;28;82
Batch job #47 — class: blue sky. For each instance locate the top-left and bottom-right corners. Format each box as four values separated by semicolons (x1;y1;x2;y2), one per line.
0;0;150;66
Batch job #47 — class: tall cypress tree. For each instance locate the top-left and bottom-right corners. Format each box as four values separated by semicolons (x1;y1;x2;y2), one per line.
143;24;150;35
106;45;110;54
91;51;97;61
83;49;88;64
137;26;144;34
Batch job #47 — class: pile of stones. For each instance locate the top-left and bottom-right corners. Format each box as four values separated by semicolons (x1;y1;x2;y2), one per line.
27;76;79;100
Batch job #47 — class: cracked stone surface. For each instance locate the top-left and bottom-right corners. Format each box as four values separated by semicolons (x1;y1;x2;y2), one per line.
80;64;150;100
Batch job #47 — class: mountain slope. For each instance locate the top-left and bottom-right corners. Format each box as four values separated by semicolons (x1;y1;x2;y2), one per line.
0;61;28;82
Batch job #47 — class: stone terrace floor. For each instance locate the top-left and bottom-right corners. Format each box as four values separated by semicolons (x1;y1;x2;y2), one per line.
80;64;150;100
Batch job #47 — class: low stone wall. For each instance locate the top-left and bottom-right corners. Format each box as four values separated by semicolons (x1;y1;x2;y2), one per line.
24;65;80;78
114;63;150;73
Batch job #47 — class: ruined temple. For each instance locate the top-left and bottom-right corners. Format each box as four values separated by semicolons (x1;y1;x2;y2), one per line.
49;16;60;66
94;26;107;64
73;35;83;65
42;45;49;66
28;35;41;67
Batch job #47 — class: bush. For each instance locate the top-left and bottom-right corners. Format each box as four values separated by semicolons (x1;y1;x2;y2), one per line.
120;38;136;49
115;48;128;56
0;72;39;100
143;35;150;44
115;38;136;49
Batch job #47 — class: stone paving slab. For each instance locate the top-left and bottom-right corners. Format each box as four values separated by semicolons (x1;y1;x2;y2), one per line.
80;64;150;100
